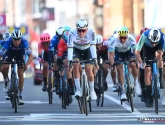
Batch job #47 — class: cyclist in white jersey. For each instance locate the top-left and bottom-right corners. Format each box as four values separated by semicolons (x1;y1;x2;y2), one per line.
67;19;98;100
108;26;141;101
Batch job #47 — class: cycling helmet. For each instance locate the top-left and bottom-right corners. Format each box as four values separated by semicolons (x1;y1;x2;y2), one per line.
62;31;69;42
56;27;65;37
117;26;129;37
140;27;148;35
40;33;50;42
3;32;11;41
64;26;71;31
96;34;103;44
148;28;161;43
11;29;22;39
76;19;88;29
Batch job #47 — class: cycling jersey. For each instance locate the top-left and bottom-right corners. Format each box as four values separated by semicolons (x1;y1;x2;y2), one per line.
108;34;136;52
38;42;49;53
0;40;5;50
49;35;61;53
97;41;109;61
136;35;140;43
136;29;165;51
0;37;31;56
57;39;67;57
67;28;96;60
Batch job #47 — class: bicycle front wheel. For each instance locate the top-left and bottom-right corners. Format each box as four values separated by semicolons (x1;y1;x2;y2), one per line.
101;70;104;107
154;75;158;114
48;72;53;104
11;73;18;113
125;74;134;112
82;74;88;116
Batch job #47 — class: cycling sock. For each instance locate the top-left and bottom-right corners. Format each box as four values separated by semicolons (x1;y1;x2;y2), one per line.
74;79;80;91
4;78;8;86
68;78;73;87
18;89;22;96
89;81;94;91
43;78;47;85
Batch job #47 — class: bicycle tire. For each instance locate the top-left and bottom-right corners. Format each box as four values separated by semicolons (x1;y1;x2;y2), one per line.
11;73;17;113
154;75;158;114
61;76;67;109
82;74;88;116
48;72;53;104
125;74;134;112
101;70;104;107
96;71;100;106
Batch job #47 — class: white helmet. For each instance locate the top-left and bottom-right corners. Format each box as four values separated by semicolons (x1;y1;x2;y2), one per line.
96;34;103;44
148;28;161;43
3;32;11;41
12;29;22;39
76;19;88;29
56;27;65;37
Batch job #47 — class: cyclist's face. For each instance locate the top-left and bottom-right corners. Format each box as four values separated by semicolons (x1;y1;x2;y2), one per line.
13;38;21;47
150;41;157;47
42;42;50;47
96;43;102;51
119;36;127;43
77;28;87;38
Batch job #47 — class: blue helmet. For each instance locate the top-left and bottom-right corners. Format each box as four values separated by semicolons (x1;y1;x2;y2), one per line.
62;30;69;42
64;26;71;31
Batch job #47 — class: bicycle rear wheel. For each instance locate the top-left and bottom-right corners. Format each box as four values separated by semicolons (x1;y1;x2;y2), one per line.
125;74;134;112
154;75;158;114
48;72;53;104
101;70;104;107
61;76;67;109
96;71;101;106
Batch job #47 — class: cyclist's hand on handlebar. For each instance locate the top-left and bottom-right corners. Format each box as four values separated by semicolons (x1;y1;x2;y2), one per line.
139;62;145;69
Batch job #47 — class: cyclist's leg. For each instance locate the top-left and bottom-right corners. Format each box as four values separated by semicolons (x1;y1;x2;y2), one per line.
85;48;96;100
162;53;165;106
128;49;141;96
101;53;109;91
1;50;11;99
72;47;81;97
16;50;26;104
111;66;117;92
114;50;126;100
143;44;155;107
53;54;59;93
42;52;49;91
139;49;145;101
63;52;74;95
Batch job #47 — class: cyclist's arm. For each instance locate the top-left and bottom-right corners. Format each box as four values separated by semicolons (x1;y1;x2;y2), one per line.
0;38;11;56
67;32;73;61
23;39;33;66
135;35;146;63
90;30;97;59
108;38;116;66
38;42;42;58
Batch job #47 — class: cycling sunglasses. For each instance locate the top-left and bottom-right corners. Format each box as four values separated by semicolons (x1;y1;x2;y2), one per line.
119;36;127;40
77;29;87;33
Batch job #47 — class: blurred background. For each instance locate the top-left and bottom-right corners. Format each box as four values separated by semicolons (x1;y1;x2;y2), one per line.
0;0;165;81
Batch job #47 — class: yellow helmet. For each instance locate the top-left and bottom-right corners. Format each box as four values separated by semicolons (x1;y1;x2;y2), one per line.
161;28;165;34
117;26;129;37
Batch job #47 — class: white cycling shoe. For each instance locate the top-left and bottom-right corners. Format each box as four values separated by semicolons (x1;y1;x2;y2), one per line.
75;91;82;98
134;81;141;96
90;91;97;101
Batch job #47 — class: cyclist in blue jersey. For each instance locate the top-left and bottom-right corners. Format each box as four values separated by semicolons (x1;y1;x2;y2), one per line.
47;27;65;93
136;28;165;107
0;29;33;104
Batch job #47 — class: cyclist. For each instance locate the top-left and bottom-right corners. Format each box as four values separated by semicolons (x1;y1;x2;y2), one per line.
136;27;149;102
0;32;11;99
108;26;140;101
67;19;98;100
48;27;65;94
95;34;109;93
161;28;165;106
0;29;33;104
38;33;51;91
56;28;74;95
136;28;165;107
